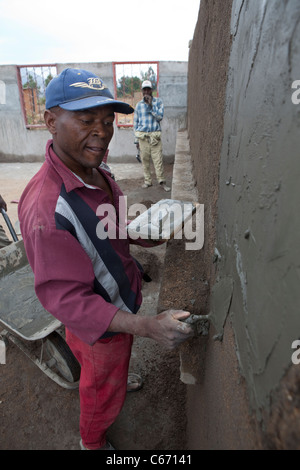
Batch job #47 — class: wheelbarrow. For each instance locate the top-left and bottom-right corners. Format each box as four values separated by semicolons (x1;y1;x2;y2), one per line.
0;208;81;389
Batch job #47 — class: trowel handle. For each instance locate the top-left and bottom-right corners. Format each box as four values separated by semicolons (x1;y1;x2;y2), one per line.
0;208;18;242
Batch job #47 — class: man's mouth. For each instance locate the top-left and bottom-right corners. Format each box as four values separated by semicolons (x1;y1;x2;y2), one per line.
86;146;105;154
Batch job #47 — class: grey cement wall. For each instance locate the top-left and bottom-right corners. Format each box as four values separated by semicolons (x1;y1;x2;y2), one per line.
0;61;187;162
214;0;300;415
185;0;300;449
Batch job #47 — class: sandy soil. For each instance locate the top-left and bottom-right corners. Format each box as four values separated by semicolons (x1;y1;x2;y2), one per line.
0;160;189;451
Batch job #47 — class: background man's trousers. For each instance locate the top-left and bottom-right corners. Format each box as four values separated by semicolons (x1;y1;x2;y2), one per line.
138;136;166;186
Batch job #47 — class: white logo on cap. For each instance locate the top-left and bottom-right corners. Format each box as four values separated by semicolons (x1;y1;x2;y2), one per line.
70;77;107;91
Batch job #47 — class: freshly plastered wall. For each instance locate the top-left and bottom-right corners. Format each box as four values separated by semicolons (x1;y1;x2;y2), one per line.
214;0;300;414
185;0;300;449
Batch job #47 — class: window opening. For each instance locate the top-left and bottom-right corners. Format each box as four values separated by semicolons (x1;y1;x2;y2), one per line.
17;64;58;128
113;62;159;127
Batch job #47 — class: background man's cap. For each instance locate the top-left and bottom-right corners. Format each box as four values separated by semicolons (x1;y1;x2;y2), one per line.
141;80;152;89
45;68;134;114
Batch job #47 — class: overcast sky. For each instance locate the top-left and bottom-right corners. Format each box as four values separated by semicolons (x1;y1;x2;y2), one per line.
0;0;201;65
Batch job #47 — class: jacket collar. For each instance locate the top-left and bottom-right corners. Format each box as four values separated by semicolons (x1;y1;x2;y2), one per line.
45;139;96;193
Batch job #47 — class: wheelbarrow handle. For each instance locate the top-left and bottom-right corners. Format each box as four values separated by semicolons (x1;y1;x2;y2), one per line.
0;208;18;242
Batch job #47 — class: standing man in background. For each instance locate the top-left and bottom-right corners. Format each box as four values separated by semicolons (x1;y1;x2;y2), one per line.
134;80;170;192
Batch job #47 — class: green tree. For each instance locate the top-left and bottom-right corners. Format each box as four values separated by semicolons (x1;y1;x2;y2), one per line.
45;74;53;88
23;74;39;91
117;75;141;97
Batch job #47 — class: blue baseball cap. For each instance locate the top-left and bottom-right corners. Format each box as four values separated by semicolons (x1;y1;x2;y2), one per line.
45;68;134;114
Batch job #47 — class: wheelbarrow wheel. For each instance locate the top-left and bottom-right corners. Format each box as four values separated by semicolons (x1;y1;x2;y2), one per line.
45;331;81;383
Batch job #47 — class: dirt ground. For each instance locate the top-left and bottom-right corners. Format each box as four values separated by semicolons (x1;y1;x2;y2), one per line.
0;159;190;451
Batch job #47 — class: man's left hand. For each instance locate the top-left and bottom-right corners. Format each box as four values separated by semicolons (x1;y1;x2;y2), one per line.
0;195;7;212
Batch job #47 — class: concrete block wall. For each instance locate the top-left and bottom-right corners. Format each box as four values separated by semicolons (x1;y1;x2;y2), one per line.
0;61;187;162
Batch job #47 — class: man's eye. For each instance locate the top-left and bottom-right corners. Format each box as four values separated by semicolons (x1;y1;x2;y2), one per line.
81;120;92;125
105;121;114;126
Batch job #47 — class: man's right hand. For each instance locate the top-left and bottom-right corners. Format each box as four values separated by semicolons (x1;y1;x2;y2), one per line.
146;310;194;350
143;95;153;106
108;308;194;350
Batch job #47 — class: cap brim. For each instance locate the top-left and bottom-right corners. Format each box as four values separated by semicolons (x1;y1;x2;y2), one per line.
59;96;134;114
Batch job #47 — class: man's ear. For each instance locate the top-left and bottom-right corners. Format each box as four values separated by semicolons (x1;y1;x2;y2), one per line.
44;109;57;134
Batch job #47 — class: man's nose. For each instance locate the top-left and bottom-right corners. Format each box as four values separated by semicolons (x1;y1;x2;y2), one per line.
92;123;108;137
